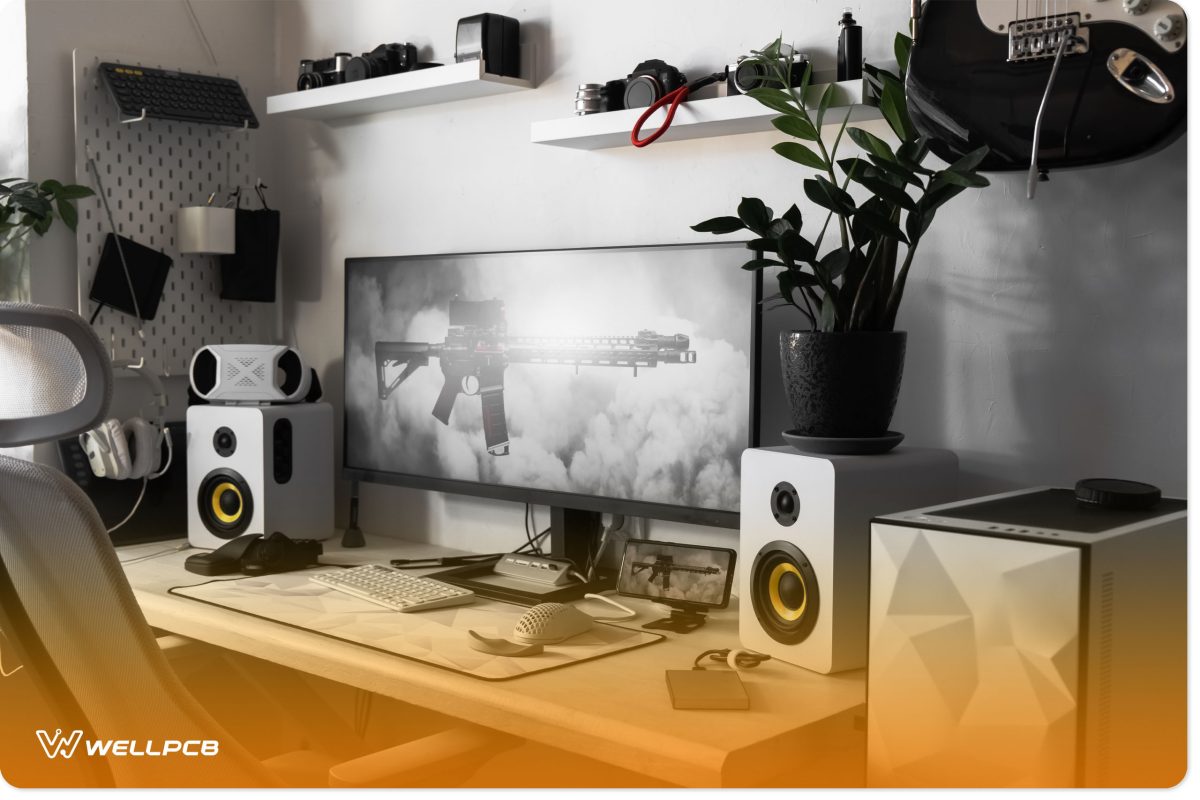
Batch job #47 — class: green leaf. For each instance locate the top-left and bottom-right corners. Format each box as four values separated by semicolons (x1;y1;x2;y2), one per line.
897;136;934;173
746;237;778;254
905;207;928;243
847;127;896;161
778;229;817;265
878;75;916;141
819;297;837;331
746;87;802;118
853;174;917;210
691;216;746;234
803;176;855;216
948;145;990;175
867;154;923;187
740;258;785;271
771;115;818;141
782;203;803;232
39;179;64;194
773;141;826;170
737;197;773;236
853;207;910;244
56;197;79;231
894;32;912;75
815;83;835;129
819;247;852;280
55;184;95;200
936;170;990;188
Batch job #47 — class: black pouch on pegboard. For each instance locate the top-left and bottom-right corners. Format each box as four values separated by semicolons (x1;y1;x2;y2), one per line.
220;183;279;302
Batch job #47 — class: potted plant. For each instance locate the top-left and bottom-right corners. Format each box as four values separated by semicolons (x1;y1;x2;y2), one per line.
1;177;94;302
693;34;989;452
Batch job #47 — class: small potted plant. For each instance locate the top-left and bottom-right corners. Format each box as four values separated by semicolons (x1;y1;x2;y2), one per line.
1;177;94;302
693;34;989;453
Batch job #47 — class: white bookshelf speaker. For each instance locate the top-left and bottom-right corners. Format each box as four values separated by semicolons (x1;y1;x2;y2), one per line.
187;402;334;548
738;446;958;674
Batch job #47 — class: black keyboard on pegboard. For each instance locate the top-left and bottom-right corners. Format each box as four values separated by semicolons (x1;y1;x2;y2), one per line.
99;62;259;128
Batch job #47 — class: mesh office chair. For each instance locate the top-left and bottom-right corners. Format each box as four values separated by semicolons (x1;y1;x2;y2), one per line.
0;303;509;788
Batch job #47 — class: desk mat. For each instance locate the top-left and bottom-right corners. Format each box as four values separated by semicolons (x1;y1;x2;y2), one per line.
169;568;663;681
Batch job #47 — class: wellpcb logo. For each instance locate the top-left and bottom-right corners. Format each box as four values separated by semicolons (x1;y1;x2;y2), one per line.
36;729;83;759
36;728;219;759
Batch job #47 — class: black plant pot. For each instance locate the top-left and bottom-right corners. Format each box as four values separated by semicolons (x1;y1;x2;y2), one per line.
780;331;907;438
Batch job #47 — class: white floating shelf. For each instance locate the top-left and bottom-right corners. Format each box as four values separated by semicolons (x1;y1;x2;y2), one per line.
267;57;534;121
531;74;881;150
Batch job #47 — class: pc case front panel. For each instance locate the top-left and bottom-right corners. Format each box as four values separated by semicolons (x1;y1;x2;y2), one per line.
868;523;1082;787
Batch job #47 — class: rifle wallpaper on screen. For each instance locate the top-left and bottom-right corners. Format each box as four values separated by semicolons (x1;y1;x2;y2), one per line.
376;299;697;456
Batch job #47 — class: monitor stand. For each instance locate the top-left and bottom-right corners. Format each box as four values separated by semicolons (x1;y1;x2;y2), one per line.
432;505;616;605
642;602;709;634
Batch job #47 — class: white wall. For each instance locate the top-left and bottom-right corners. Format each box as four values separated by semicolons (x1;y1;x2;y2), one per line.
15;1;1186;552
272;0;1187;554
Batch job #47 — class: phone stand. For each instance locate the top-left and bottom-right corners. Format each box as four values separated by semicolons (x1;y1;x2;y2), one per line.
642;602;709;634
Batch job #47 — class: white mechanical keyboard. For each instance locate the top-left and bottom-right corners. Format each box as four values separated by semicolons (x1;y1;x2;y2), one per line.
310;565;475;612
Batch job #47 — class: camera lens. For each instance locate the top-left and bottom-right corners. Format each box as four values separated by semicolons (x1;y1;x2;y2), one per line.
623;75;661;108
296;71;323;91
734;60;768;94
213;427;237;457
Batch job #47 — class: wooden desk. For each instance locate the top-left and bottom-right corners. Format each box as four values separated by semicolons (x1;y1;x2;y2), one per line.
120;536;866;787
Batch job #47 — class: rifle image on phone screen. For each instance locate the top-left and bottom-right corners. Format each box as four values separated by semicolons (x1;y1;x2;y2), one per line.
631;555;721;593
375;299;697;456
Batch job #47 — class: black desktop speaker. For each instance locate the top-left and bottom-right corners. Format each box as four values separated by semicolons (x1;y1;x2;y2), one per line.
455;13;520;78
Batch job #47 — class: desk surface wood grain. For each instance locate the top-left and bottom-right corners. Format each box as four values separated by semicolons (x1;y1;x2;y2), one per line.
120;536;865;787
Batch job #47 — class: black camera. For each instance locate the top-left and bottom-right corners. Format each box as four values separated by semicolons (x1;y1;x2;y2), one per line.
622;59;687;108
727;46;810;96
345;42;420;82
297;53;352;91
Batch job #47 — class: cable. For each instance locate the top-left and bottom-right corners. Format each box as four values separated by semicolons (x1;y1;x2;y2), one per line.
692;648;772;671
183;0;218;66
631;72;726;148
582;593;637;621
1026;27;1076;199
106;478;148;534
117;541;190;565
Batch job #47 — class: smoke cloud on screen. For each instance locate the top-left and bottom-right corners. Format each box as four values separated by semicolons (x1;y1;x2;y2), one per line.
344;247;752;513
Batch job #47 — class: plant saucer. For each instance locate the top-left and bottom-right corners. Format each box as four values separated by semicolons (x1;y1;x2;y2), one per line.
781;430;905;456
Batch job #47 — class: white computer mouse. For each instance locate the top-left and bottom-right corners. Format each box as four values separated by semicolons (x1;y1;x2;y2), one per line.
512;602;594;645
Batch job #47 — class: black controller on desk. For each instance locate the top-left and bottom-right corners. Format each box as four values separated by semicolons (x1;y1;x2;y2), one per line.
185;532;323;576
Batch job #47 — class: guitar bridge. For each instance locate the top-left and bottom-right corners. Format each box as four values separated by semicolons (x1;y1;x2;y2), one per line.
1008;13;1089;62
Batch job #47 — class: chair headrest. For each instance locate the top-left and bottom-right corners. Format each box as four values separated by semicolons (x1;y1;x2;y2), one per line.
0;302;112;447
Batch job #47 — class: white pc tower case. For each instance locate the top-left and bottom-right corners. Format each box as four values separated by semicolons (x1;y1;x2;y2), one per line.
867;488;1186;787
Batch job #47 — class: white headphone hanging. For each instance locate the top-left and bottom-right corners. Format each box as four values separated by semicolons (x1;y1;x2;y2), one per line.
79;359;173;481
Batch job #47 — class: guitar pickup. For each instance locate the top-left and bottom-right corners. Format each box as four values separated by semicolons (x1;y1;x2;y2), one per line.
1008;13;1089;62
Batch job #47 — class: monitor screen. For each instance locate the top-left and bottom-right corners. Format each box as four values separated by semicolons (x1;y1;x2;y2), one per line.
343;243;758;527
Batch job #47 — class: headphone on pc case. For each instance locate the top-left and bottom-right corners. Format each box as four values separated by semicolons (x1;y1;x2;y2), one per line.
79;359;173;481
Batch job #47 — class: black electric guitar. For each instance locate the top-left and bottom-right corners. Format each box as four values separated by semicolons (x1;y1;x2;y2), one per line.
906;0;1187;173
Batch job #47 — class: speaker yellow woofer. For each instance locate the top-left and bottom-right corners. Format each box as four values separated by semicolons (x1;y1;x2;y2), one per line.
751;540;819;644
198;469;254;538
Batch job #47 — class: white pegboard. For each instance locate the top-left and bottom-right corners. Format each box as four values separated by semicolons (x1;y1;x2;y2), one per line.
72;49;274;376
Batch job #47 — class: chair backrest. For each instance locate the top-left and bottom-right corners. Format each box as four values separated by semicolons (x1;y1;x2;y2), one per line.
0;303;275;787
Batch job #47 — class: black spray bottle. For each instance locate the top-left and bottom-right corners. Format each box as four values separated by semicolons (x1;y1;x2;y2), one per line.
837;8;862;81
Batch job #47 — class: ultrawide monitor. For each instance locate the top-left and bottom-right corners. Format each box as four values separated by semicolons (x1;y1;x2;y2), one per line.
343;243;758;528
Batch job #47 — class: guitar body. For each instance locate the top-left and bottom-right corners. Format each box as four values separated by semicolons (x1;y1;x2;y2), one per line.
907;0;1187;170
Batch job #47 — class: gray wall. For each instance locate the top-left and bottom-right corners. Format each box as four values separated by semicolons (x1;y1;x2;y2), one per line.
16;0;1187;553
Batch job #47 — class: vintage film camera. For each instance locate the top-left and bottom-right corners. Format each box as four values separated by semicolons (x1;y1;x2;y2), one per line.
345;42;420;82
297;53;351;90
726;45;810;95
622;59;687;108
